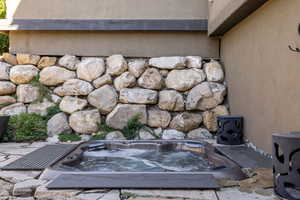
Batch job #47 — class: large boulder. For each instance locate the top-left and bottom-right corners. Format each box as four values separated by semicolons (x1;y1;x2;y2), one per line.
0;62;11;80
187;128;213;140
69;109;101;134
0;81;16;95
10;65;39;84
114;72;136;91
58;55;80;70
59;96;88;114
54;79;94;96
93;74;112;88
137;68;163;90
158;90;184;111
39;66;76;86
139;129;156;140
106;104;147;129
119;88;158;104
169;112;202;132
16;53;40;65
203;105;229;132
204;60;224;82
165;69;206;91
106;55;128;76
0;96;16;105
37;57;57;69
2;53;17;65
0;103;26;116
128;60;147;78
149;57;186;69
16;84;39;103
87;85;118;114
76;58;105;81
147;108;171;128
186;82;227;111
162;129;185;140
47;113;71;137
28;101;54;116
186;56;202;69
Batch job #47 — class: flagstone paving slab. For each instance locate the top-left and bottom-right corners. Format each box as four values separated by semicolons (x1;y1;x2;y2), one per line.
216;188;280;200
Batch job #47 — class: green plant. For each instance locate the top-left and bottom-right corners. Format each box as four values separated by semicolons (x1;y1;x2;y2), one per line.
58;132;81;142
44;104;61;121
98;123;117;133
122;114;145;140
7;113;47;142
91;133;106;140
0;34;8;55
29;75;52;103
0;0;6;19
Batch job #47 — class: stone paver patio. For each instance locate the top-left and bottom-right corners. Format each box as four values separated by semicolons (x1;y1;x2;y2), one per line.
0;142;281;200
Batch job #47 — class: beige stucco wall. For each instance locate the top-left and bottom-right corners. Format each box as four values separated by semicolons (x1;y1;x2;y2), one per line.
6;0;207;20
208;0;246;34
221;0;300;153
9;31;219;58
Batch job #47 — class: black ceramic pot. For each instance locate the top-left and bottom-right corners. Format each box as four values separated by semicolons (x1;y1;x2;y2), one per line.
0;116;10;142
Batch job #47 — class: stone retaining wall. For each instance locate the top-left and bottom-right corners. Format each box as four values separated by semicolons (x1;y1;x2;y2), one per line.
0;53;229;141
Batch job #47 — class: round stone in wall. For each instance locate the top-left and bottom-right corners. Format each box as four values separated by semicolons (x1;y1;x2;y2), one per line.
16;84;39;103
28;101;55;116
10;65;39;84
0;103;26;116
106;55;128;76
69;109;101;134
58;55;80;70
39;66;76;86
187;128;213;140
119;88;158;104
169;112;202;132
186;56;202;69
0;96;16;105
47;113;71;137
0;81;16;95
128;60;147;78
0;62;11;80
147;108;171;128
37;57;57;69
149;57;186;69
59;96;88;114
16;53;40;65
87;85;118;114
105;131;126;140
186;82;227;111
165;69;206;91
137;68;163;90
106;104;147;129
53;79;94;96
114;72;136;91
93;74;112;88
204;60;224;82
158;90;184;111
162;129;185;140
76;58;105;82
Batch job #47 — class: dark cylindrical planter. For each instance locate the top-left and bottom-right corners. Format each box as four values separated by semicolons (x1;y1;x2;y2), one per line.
0;116;10;142
273;132;300;200
217;115;244;145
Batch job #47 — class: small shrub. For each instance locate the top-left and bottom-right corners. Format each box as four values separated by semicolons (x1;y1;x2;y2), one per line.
8;113;47;142
29;75;52;103
0;34;8;55
58;133;81;142
98;123;117;133
44;104;61;121
122;114;145;140
91;134;106;140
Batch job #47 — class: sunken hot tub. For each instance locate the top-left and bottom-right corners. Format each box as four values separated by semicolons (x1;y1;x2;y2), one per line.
41;140;246;189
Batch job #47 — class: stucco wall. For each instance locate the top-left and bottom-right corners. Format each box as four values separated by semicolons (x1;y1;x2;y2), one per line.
221;0;300;152
9;31;219;58
6;0;207;20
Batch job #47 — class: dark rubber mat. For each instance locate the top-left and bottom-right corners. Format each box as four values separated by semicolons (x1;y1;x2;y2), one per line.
216;145;272;169
1;144;76;170
47;173;220;189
